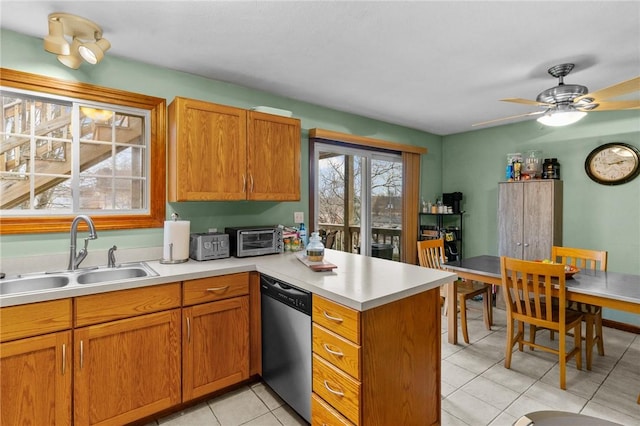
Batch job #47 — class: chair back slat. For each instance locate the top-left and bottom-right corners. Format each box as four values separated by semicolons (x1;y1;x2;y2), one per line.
552;246;607;272
417;239;447;269
501;256;566;327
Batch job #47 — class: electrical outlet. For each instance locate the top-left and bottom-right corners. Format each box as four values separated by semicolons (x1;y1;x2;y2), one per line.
294;212;304;223
208;228;218;233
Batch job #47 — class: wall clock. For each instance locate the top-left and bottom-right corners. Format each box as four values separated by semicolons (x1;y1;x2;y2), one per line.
585;142;640;185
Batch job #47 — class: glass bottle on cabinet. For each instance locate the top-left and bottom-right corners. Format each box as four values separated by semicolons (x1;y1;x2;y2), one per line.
418;212;464;261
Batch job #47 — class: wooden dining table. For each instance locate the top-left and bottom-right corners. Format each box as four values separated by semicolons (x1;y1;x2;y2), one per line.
443;255;640;345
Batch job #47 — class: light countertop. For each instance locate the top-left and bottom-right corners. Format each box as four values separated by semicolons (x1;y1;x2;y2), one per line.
0;249;457;311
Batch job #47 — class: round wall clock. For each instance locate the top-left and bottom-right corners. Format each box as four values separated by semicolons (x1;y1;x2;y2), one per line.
585;142;640;185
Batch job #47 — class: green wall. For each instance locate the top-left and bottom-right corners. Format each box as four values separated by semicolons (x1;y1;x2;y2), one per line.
1;29;638;324
0;29;441;257
442;112;640;325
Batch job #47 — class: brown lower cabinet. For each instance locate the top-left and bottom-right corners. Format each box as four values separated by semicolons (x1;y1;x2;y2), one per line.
73;309;182;426
0;299;73;425
182;296;249;400
311;290;441;426
1;330;73;425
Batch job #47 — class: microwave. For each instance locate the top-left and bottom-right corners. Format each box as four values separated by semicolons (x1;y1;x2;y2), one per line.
225;226;283;257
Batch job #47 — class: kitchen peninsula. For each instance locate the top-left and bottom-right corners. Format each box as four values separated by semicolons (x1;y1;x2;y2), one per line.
0;250;455;425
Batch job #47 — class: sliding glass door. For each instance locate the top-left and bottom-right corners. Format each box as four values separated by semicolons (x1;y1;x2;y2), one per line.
313;142;403;260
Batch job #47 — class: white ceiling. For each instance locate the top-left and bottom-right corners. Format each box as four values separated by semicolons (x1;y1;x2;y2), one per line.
1;1;639;135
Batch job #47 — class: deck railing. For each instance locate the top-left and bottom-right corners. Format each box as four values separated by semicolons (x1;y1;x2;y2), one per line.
318;223;401;261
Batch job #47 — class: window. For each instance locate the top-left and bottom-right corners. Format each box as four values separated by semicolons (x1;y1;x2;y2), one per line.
0;68;166;234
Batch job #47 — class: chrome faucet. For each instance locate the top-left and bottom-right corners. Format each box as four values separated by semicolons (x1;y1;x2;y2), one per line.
107;245;117;268
68;215;98;271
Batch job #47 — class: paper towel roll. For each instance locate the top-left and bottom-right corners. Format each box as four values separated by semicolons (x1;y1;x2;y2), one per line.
163;220;190;261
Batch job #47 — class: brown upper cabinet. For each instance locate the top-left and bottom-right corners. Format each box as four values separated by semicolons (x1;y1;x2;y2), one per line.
168;97;301;201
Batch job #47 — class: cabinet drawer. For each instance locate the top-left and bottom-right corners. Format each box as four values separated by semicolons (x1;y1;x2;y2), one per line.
75;283;181;327
183;273;249;306
312;295;360;344
313;324;361;380
1;299;72;342
313;354;360;425
312;393;355;426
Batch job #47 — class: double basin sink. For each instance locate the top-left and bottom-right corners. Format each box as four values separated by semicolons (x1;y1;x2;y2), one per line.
0;262;158;296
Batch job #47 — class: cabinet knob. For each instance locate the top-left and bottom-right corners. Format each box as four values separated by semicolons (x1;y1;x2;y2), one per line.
524;243;529;247
516;242;522;246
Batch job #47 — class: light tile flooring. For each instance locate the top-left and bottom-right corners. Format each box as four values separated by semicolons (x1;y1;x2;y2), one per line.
148;302;640;426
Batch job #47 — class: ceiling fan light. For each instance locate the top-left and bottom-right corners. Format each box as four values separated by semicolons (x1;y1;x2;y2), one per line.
537;110;587;127
43;18;70;55
78;38;111;64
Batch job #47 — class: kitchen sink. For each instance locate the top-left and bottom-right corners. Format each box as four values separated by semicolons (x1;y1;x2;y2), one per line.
0;275;70;295
0;262;159;296
75;263;158;285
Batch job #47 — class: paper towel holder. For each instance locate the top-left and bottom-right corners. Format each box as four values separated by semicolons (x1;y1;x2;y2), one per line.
160;213;189;264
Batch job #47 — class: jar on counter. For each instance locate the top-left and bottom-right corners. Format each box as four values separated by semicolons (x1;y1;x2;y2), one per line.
306;232;325;261
542;158;560;179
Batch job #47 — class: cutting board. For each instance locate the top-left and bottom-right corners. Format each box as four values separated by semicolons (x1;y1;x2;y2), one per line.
295;252;337;272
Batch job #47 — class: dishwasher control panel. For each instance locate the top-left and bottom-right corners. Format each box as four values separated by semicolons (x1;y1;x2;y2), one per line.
260;274;311;315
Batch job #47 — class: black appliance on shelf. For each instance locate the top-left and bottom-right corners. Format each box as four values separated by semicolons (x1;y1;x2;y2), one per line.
443;192;463;213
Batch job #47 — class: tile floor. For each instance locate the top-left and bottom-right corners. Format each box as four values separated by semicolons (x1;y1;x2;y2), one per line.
148;302;640;426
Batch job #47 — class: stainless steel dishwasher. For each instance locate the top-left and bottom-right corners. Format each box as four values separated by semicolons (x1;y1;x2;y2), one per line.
260;274;311;423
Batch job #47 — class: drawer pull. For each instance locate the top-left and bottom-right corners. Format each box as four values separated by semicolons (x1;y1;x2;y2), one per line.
323;380;345;397
323;343;344;357
323;311;344;323
206;286;229;292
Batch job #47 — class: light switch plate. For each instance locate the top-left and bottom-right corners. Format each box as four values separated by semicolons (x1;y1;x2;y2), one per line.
294;212;304;223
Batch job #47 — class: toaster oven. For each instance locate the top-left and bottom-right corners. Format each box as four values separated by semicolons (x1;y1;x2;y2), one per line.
225;226;283;257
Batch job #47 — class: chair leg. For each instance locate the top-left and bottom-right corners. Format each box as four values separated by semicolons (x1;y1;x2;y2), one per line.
483;286;492;330
529;324;537;350
595;310;605;356
575;322;582;371
517;321;524;352
549;330;555;341
559;327;566;390
505;318;515;368
460;296;470;344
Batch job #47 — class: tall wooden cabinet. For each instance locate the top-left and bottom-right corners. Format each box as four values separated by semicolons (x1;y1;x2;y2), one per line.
168;97;301;201
498;180;563;261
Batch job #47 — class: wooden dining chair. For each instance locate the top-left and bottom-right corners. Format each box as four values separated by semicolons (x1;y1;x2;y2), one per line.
501;256;583;390
417;239;492;344
552;246;607;370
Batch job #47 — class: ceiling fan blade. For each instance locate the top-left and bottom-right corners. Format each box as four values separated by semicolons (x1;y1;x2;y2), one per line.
575;76;640;103
581;100;640;111
501;98;552;107
472;110;545;127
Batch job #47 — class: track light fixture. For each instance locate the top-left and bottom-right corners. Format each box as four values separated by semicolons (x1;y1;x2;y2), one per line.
43;13;111;68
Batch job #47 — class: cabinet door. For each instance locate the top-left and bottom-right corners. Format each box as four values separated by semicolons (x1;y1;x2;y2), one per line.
169;97;247;201
498;182;524;258
183;296;250;401
74;309;181;426
1;331;72;426
247;111;301;201
522;181;555;260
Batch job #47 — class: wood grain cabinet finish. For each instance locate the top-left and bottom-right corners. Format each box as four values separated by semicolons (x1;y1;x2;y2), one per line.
1;331;72;426
182;296;250;401
498;180;563;260
73;309;181;426
311;292;441;426
0;299;73;425
168;97;301;202
183;272;249;306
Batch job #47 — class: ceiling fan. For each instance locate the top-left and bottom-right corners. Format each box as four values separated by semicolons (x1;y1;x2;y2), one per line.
474;63;640;127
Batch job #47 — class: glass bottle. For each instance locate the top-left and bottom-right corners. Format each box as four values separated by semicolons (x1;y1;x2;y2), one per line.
306;232;325;261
